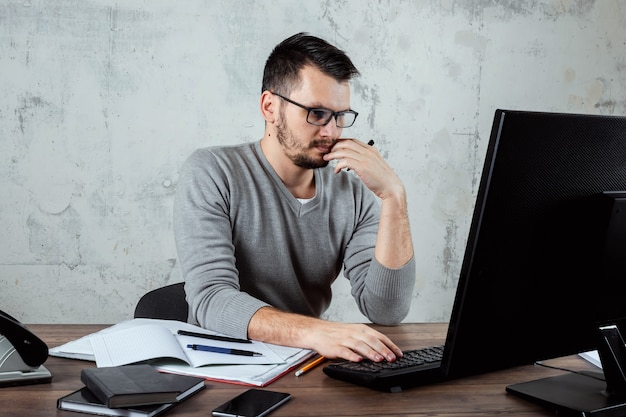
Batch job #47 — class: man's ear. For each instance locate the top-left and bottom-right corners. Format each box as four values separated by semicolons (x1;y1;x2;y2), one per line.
260;90;277;123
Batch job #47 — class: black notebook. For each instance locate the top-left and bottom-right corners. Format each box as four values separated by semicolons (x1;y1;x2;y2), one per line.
80;364;203;408
57;379;204;417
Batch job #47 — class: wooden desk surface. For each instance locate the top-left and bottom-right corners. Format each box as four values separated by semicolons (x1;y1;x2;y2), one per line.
2;323;599;416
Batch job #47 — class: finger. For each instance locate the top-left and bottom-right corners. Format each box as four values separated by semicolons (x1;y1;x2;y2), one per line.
331;159;348;174
366;330;404;361
326;147;371;173
348;329;402;363
330;138;370;154
315;342;363;362
350;340;393;363
335;347;365;363
378;339;404;361
361;339;398;363
378;335;404;360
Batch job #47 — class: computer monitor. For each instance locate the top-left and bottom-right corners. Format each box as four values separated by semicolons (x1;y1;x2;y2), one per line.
442;109;626;416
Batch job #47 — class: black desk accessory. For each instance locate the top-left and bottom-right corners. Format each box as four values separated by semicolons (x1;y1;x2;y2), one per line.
0;309;52;387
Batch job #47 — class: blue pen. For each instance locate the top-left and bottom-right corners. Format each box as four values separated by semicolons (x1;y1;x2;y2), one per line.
186;344;263;357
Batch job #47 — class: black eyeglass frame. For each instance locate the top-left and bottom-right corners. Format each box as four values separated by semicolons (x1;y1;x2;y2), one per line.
271;92;358;128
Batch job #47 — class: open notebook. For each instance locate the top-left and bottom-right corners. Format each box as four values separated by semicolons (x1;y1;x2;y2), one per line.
50;318;314;387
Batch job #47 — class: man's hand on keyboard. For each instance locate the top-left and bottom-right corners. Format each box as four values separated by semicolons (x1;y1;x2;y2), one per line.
303;320;403;363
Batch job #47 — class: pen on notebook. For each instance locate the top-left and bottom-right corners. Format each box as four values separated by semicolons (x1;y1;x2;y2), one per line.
295;355;326;377
177;329;252;344
186;343;263;357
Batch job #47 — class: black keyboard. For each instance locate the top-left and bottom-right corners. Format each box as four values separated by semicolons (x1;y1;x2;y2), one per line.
323;345;445;392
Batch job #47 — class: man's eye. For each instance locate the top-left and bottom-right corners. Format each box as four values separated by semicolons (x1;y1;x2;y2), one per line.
310;109;331;121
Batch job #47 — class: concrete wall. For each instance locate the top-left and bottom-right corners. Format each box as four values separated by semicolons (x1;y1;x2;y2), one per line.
2;0;625;324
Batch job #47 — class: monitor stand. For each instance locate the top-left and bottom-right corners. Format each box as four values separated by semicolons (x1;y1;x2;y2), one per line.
506;371;626;417
507;324;626;417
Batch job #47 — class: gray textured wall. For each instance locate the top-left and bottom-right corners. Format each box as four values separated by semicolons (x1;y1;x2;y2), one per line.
2;1;625;324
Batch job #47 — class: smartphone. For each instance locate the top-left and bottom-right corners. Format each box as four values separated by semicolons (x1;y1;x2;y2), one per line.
211;389;291;417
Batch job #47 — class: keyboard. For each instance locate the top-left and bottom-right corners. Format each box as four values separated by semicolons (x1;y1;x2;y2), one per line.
323;345;445;392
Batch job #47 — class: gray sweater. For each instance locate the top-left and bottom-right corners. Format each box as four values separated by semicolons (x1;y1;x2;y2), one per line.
173;141;415;338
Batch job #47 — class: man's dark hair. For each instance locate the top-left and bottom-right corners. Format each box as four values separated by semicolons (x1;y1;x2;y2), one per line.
262;32;360;95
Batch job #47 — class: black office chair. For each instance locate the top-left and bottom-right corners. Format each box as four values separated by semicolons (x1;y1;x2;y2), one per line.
134;282;189;322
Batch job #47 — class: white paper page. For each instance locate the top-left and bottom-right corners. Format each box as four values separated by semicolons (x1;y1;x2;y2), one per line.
579;350;602;368
133;319;285;365
176;334;283;366
131;319;285;364
88;320;284;367
50;318;164;360
91;324;189;367
48;333;95;360
264;342;309;361
155;349;315;386
49;318;244;359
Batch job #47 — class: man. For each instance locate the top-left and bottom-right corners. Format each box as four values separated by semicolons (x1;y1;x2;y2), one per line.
174;33;415;363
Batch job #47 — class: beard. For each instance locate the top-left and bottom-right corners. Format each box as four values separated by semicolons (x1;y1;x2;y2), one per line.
275;116;333;169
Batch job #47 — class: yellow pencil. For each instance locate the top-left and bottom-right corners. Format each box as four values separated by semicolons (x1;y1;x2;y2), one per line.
295;355;326;377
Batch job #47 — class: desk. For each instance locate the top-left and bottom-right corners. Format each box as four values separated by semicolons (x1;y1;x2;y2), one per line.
2;323;598;416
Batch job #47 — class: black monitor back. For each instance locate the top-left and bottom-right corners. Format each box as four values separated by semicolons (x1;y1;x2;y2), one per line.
442;109;626;379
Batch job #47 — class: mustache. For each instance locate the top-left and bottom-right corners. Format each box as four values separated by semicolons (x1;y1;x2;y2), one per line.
310;139;337;148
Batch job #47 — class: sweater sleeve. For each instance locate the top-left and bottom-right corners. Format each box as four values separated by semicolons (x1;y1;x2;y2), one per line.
173;149;269;338
352;256;416;325
341;187;416;325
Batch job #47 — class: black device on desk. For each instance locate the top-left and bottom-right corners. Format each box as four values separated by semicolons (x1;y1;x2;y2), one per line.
211;389;291;417
0;309;52;387
324;109;626;416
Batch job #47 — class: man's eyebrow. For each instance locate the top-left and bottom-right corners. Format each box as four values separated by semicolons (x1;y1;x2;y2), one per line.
308;102;352;112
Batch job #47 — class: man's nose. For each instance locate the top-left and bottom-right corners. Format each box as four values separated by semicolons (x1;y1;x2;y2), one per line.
320;116;342;138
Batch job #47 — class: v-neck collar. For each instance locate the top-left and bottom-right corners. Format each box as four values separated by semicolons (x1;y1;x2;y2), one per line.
252;141;322;216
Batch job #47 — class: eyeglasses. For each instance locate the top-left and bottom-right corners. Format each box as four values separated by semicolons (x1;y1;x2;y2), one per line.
272;92;358;128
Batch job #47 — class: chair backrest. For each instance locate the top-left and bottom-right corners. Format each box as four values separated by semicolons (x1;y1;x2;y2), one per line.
134;282;189;322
